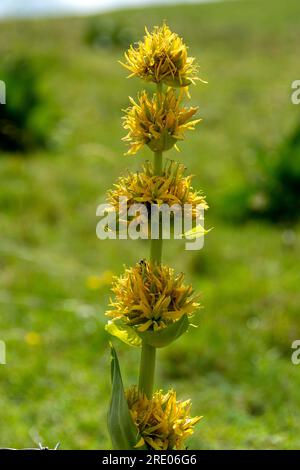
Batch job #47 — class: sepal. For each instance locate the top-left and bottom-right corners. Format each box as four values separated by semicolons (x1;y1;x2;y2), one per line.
138;314;189;348
105;321;142;348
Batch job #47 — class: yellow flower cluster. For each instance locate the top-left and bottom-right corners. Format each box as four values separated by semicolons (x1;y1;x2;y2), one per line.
106;260;199;332
126;386;202;450
120;24;200;87
107;159;207;219
122;88;201;155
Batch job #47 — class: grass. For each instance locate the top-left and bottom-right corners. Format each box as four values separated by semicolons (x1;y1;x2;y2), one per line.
0;0;300;449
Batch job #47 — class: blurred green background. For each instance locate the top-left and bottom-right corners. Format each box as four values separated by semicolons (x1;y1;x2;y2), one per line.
0;0;300;449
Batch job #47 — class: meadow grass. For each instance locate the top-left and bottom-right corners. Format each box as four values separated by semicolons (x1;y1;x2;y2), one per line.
0;0;300;449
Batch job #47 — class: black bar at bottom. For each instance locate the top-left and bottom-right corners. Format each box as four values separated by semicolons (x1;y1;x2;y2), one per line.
0;449;299;467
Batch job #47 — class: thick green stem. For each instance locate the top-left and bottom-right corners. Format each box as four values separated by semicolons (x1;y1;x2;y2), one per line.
157;81;163;94
138;88;163;399
151;151;163;265
138;341;156;398
150;237;163;265
153;150;162;175
138;151;163;398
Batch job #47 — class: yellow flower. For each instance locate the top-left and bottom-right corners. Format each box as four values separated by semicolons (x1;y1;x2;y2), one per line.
122;88;201;155
24;331;41;347
107;160;207;223
120;24;201;87
106;260;199;332
126;386;202;450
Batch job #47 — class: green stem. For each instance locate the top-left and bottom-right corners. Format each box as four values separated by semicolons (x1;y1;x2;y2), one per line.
150;237;163;265
138;341;156;398
153;150;162;175
138;149;163;398
151;151;163;264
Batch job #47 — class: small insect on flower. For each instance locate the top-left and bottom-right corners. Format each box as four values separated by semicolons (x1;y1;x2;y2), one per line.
106;260;199;332
126;386;202;450
120;24;202;87
122;88;201;155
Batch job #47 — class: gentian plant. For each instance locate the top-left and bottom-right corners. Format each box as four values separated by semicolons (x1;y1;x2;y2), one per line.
105;24;208;450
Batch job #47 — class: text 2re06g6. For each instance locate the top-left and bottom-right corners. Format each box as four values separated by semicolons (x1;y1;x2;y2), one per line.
145;454;197;465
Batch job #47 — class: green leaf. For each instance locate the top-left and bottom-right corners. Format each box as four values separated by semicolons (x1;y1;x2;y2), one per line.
105;320;142;347
108;345;143;450
138;314;189;348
